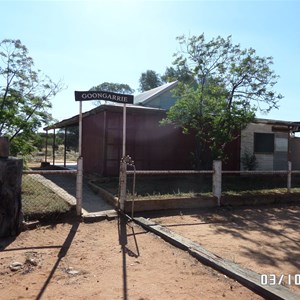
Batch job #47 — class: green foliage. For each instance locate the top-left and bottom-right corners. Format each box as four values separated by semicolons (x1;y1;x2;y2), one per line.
139;67;193;91
162;34;283;167
90;82;134;106
31;132;45;151
58;126;79;151
241;151;258;170
139;70;163;92
0;39;64;156
161;65;194;84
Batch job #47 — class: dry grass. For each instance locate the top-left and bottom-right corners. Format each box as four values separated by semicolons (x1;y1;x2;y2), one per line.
22;175;72;220
96;174;300;200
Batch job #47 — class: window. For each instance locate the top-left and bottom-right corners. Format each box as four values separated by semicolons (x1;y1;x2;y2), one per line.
254;133;274;153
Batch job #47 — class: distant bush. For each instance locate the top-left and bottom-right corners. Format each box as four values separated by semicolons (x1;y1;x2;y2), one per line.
241;151;257;171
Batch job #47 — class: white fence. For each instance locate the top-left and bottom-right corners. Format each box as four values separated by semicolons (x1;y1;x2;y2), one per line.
126;160;300;206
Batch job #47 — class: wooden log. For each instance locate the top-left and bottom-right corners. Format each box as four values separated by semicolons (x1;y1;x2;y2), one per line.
0;158;23;237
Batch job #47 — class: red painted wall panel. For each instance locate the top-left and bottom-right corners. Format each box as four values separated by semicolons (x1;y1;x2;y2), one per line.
81;107;240;176
82;112;105;175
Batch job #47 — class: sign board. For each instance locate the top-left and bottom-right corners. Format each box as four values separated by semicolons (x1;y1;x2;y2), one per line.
75;88;133;213
75;90;134;104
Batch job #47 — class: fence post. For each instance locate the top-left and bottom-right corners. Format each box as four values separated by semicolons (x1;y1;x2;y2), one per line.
213;160;222;206
119;160;127;211
76;156;83;216
0;137;23;237
287;161;292;193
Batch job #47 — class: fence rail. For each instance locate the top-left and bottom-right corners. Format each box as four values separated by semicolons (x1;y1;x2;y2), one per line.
127;170;300;175
23;170;77;175
127;170;214;175
222;170;289;174
125;160;300;206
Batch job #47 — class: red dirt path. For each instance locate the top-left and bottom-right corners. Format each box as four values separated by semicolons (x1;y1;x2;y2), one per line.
0;218;263;300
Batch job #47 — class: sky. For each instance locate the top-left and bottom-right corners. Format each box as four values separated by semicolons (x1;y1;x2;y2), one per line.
1;0;300;126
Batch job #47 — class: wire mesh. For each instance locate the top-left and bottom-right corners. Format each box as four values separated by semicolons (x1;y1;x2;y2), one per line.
21;171;77;219
126;168;300;198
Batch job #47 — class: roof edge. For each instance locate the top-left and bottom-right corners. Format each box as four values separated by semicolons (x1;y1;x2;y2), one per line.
44;104;166;130
137;80;179;106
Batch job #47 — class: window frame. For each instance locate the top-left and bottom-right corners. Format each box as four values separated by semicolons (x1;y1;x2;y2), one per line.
253;132;275;154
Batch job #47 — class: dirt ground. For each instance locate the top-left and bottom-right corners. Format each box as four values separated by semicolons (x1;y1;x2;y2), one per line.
0;216;264;300
150;203;300;295
1;203;299;300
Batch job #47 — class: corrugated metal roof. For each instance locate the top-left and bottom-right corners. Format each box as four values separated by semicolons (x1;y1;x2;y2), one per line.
44;81;178;130
44;103;165;130
255;118;300;126
44;80;300;133
134;80;178;106
254;118;300;132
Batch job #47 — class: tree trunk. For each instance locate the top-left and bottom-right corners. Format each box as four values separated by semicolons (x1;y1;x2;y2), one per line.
0;151;23;237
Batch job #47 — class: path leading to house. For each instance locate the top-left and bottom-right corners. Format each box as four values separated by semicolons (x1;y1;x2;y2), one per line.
41;173;115;214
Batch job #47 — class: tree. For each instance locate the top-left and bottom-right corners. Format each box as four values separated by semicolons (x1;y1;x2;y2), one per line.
58;126;79;152
161;66;194;84
0;39;64;156
162;34;283;168
139;70;163;92
90;82;134;106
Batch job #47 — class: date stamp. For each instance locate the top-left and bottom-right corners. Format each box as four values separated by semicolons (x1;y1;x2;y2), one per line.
260;274;300;286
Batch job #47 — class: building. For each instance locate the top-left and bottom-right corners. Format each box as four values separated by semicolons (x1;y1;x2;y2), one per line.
44;81;300;175
241;119;300;171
